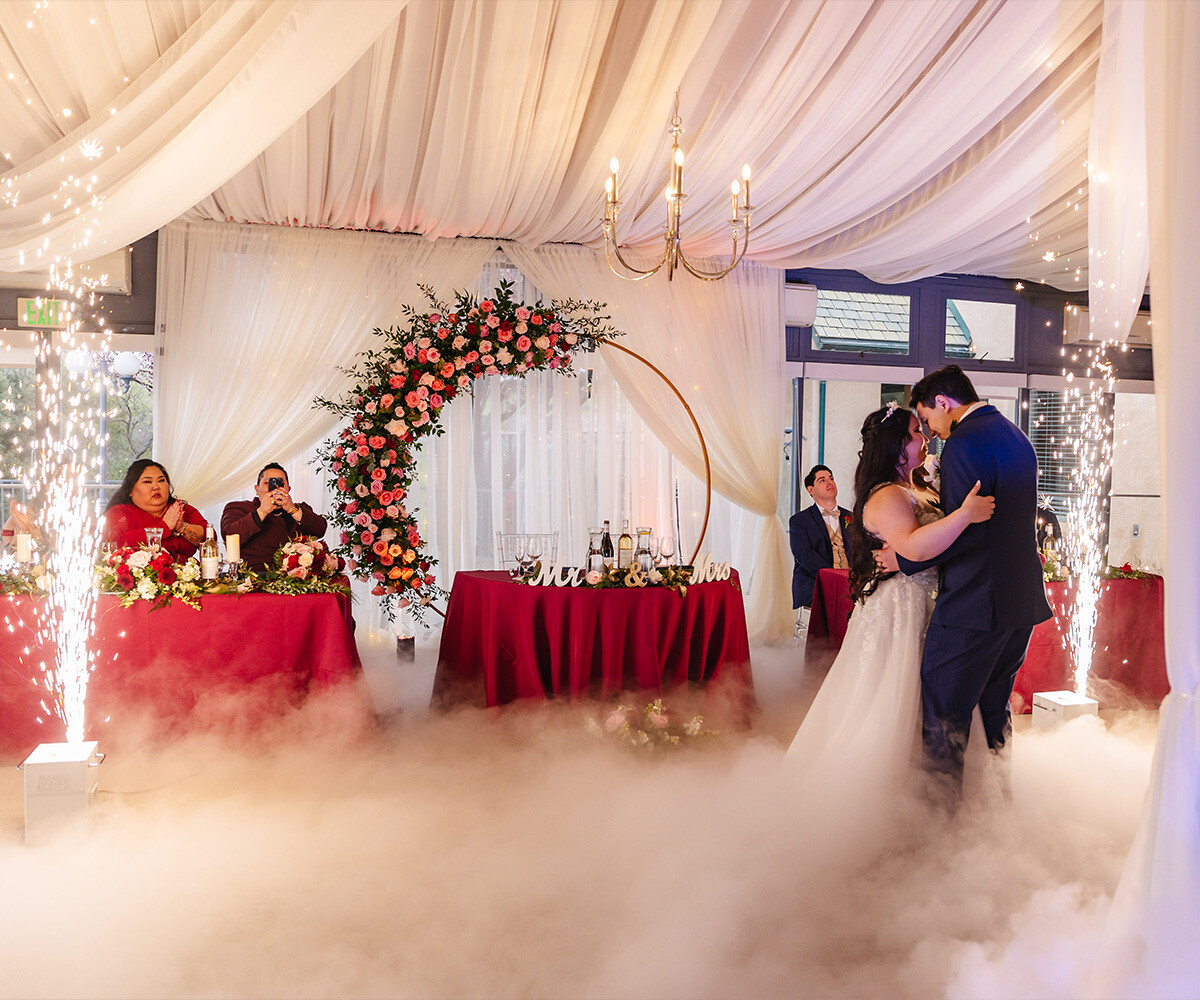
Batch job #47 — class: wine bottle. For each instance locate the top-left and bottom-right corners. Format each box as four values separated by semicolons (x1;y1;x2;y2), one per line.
601;519;614;568
617;518;633;570
201;524;220;581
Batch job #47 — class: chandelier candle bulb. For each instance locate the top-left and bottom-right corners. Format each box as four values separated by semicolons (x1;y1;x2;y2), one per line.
742;163;751;207
731;181;740;220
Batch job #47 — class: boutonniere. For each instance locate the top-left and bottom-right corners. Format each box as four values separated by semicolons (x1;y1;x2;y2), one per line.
841;512;853;528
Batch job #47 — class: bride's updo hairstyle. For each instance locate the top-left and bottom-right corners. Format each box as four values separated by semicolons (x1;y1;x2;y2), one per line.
848;403;912;604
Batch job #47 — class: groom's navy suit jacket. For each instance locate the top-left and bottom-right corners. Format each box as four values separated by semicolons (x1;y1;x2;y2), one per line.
789;503;852;609
897;404;1051;630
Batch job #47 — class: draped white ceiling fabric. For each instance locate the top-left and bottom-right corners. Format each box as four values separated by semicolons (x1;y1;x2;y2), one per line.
0;0;406;272
3;0;1105;290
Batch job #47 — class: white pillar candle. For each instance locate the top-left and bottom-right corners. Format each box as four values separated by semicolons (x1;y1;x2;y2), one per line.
226;533;240;563
15;533;31;563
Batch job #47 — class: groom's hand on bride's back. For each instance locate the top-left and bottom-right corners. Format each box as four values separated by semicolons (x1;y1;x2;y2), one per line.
874;544;900;574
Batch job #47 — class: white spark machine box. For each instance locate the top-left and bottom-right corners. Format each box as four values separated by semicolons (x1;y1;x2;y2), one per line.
19;741;104;845
1031;690;1099;730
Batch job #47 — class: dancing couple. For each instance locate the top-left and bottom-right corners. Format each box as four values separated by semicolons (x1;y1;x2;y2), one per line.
787;365;1052;827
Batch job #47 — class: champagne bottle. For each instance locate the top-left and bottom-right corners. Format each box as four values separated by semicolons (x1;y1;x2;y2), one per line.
601;520;614;568
201;524;220;581
617;518;633;570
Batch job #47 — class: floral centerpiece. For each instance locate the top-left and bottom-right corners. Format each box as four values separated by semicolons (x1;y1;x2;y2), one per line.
587;698;718;749
0;562;49;595
259;536;348;595
315;280;618;620
97;546;203;609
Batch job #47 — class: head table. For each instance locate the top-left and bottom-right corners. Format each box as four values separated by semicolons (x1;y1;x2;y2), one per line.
0;591;368;761
432;570;754;718
804;567;1168;711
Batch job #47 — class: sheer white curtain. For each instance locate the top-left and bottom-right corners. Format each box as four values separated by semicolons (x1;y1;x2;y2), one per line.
506;243;792;644
154;220;495;505
1106;3;1200;993
1087;0;1150;342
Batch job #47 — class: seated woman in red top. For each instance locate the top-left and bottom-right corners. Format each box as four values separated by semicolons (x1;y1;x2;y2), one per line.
102;459;207;561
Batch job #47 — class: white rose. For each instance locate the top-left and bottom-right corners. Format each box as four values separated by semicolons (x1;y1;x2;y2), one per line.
177;561;200;582
127;550;150;569
648;569;663;584
496;347;513;365
298;553;314;567
137;578;157;600
534;335;550;351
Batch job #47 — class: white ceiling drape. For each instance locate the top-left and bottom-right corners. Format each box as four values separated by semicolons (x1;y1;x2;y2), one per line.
0;0;405;272
3;0;1105;289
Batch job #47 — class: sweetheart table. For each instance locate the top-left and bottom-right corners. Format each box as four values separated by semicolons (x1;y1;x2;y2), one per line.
432;570;754;717
0;592;367;761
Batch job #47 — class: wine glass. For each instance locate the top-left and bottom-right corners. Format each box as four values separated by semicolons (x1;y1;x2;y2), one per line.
658;534;676;566
650;536;662;567
526;535;543;569
512;535;528;574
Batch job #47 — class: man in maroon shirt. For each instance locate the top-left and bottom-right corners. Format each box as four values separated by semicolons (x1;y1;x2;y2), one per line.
221;463;328;571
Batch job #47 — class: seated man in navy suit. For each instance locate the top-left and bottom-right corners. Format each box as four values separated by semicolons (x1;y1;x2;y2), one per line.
789;464;852;610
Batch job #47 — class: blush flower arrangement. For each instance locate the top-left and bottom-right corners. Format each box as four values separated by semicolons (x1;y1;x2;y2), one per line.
97;545;203;610
316;280;617;620
587;697;717;749
261;536;348;595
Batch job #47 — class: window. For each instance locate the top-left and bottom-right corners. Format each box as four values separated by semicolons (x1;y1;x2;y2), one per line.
810;288;911;355
944;298;1016;362
1027;388;1113;544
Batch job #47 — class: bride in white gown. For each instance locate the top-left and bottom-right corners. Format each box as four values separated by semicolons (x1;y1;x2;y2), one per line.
785;403;994;851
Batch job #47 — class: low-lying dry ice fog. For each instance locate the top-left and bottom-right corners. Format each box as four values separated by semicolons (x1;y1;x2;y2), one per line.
0;644;1165;999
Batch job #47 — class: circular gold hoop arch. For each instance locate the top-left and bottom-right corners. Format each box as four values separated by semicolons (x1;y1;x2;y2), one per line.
596;338;711;566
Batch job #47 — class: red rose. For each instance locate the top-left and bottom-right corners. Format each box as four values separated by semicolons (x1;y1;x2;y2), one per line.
157;567;176;586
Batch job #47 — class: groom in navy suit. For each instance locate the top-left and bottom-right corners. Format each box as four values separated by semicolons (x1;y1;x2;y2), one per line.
789;465;852;610
889;366;1051;801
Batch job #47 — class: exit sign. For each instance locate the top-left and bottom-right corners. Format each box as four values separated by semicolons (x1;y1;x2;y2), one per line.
17;297;68;329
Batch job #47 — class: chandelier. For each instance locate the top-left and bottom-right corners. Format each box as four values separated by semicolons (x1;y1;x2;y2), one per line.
602;94;751;282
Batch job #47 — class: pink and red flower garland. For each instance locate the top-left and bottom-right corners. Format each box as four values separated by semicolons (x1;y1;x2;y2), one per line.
316;281;614;616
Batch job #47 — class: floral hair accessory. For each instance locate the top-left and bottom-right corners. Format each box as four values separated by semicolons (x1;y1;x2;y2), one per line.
884;400;901;419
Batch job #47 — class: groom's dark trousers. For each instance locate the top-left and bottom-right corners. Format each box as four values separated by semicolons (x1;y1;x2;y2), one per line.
898;405;1051;797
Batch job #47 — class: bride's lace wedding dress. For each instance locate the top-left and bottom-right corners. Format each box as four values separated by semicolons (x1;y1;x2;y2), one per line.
784;488;941;854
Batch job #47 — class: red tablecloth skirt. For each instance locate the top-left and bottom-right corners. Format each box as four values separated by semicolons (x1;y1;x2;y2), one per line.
0;592;366;760
432;570;754;715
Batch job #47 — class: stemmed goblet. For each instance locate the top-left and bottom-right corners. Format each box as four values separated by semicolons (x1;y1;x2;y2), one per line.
658;534;676;567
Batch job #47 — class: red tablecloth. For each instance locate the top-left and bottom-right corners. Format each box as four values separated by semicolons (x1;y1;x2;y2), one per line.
0;592;366;760
432;570;754;716
803;568;852;677
801;570;1167;712
1010;576;1168;712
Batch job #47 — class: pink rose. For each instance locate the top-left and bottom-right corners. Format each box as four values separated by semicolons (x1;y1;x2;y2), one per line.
360;531;374;545
380;394;394;409
389;374;405;389
479;299;495;313
370;481;383;495
515;306;530;321
427;347;440;362
369;435;385;449
372;541;388;556
403;344;416;360
486;314;500;329
516;335;532;352
531;313;543;326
